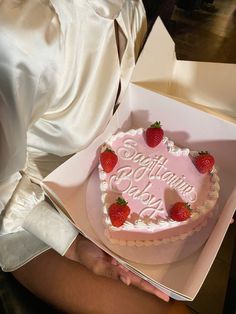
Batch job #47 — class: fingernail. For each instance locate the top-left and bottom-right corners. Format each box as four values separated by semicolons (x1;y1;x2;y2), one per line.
120;276;131;286
155;291;169;302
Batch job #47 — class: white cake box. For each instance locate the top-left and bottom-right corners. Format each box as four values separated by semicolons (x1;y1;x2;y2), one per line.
132;18;236;122
42;18;236;301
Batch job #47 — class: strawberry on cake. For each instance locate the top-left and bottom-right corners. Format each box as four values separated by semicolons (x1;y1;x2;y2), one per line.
98;122;220;246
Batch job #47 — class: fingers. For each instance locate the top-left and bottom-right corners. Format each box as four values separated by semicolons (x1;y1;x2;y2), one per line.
77;240;170;302
119;275;131;286
130;275;169;302
139;280;170;302
115;263;169;302
93;257;170;302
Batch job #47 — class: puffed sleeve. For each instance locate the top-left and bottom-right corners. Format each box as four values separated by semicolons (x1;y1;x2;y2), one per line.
0;41;78;254
0;29;38;209
0;0;54;205
0;1;78;262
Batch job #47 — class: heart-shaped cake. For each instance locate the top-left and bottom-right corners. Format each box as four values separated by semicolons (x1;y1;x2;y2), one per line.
98;126;220;246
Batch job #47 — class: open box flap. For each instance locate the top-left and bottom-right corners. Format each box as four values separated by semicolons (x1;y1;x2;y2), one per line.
131;17;176;93
171;60;236;120
132;18;236;121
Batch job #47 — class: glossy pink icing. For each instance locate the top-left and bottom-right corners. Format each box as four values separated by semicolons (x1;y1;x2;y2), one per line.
98;129;220;245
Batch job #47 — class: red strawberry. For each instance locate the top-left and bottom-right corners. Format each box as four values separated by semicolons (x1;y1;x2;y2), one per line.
100;148;118;173
194;151;215;174
170;202;191;222
108;197;131;227
146;121;164;147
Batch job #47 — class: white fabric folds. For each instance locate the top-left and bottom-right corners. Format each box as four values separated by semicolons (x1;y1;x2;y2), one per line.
0;0;147;271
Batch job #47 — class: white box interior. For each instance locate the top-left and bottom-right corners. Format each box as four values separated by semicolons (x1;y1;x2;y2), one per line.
42;18;236;301
43;84;236;301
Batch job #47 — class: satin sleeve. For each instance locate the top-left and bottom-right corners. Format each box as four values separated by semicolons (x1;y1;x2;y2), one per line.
1;170;79;265
0;0;147;269
0;11;78;256
0;0;61;185
0;42;47;221
0;34;36;209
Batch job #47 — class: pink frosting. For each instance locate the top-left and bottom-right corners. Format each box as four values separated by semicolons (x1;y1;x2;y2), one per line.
98;129;220;245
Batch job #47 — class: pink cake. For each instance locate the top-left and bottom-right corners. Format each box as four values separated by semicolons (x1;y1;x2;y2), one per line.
98;128;220;246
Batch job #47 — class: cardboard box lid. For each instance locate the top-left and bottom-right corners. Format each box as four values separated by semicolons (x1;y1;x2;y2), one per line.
132;18;236;122
43;84;236;301
42;18;236;301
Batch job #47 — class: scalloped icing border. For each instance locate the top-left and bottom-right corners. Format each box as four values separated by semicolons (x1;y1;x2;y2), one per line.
99;129;220;247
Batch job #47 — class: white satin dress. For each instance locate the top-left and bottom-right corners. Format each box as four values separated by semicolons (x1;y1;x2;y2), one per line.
0;0;147;271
